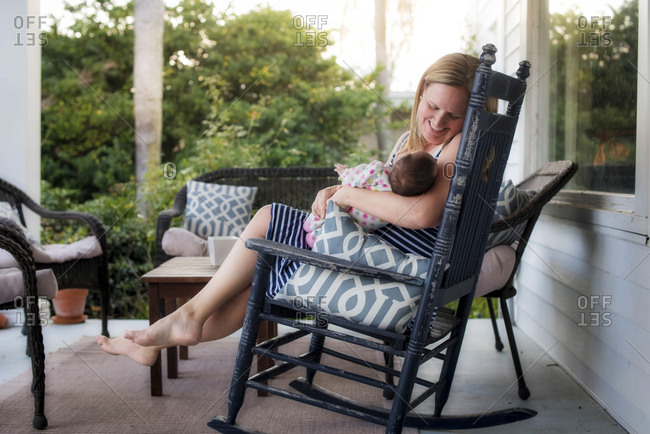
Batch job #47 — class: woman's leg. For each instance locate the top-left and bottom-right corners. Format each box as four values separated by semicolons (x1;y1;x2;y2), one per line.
122;205;273;347
96;285;251;366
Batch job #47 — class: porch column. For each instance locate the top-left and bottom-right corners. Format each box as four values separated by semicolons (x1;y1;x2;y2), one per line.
0;0;42;235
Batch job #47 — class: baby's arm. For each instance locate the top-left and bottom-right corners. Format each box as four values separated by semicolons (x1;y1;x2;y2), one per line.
334;163;348;176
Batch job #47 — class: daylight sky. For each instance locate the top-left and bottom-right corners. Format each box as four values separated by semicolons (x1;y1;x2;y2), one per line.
39;0;469;92
39;0;625;92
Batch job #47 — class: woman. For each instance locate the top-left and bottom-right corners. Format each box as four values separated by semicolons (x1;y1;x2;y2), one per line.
97;52;482;366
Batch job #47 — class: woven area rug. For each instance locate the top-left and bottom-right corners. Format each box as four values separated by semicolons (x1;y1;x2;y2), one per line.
0;335;418;433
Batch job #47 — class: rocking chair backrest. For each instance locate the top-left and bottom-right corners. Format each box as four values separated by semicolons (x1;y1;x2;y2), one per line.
416;45;530;329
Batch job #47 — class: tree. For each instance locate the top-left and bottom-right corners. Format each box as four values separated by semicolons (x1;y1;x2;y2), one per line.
133;0;164;216
373;0;413;156
41;1;136;201
166;5;382;171
548;0;638;169
41;1;383;200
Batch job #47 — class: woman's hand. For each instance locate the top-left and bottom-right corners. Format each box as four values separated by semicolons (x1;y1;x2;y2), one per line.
311;185;342;219
329;186;353;211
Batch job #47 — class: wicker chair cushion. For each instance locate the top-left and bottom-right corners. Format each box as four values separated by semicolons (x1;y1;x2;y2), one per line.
161;227;209;257
29;236;103;264
0;267;58;304
181;181;258;238
486;180;537;249
475;245;516;298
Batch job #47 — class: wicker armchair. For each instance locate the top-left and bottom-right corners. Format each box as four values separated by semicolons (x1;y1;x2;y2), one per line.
155;167;339;266
0;178;111;336
484;160;578;399
0;217;49;429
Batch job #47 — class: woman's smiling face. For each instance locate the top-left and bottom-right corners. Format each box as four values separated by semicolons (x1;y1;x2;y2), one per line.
416;82;469;147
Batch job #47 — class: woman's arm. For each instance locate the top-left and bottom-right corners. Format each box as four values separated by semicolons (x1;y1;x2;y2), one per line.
311;185;343;220
331;134;461;229
310;132;408;220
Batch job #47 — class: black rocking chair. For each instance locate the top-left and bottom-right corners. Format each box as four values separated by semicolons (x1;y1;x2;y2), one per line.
209;44;535;433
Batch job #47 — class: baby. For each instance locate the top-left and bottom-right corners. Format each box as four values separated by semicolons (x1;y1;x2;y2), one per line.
304;150;437;247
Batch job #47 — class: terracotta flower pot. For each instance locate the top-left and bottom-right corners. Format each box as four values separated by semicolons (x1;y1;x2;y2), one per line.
52;288;89;324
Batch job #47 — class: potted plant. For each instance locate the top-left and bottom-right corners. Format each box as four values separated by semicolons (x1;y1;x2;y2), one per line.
51;288;88;324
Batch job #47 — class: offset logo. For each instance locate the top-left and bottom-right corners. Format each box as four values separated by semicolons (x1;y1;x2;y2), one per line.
13;296;50;327
293;15;328;47
14;16;48;47
576;15;612;47
577;295;612;327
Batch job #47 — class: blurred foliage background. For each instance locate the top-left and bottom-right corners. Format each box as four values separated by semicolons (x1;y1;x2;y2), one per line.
548;0;638;193
41;0;385;318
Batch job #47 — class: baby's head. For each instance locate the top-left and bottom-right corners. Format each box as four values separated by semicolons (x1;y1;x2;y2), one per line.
389;151;437;196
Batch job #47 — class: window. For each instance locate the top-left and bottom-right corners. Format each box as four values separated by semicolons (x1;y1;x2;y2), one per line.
548;0;638;194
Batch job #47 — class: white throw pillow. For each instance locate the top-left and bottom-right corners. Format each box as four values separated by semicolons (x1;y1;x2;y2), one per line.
162;227;209;257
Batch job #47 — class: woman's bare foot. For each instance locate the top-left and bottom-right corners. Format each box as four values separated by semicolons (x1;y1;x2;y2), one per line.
124;308;202;348
95;335;160;366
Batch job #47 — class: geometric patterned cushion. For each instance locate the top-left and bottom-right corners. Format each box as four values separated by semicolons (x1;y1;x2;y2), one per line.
278;202;430;333
485;180;537;249
181;181;257;238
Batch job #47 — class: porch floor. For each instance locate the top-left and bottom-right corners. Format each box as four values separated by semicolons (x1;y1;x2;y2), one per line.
0;315;625;433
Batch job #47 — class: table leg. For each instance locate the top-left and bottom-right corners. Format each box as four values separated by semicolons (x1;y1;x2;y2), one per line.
148;282;163;396
165;296;178;379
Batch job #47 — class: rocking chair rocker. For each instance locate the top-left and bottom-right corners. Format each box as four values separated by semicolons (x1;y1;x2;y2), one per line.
209;44;535;433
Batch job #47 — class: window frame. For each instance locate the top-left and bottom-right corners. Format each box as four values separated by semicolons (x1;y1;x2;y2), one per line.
528;0;649;240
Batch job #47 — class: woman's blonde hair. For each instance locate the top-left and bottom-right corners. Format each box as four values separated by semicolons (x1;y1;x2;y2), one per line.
403;53;497;154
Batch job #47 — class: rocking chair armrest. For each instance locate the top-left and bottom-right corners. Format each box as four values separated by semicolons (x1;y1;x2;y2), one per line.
245;238;425;286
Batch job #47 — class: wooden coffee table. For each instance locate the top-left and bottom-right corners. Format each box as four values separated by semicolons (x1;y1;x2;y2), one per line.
141;256;276;396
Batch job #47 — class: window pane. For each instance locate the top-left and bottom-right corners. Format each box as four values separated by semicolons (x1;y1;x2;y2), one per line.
548;0;638;194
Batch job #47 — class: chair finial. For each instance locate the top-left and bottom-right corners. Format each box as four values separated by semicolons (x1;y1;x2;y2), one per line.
480;44;497;68
517;60;531;81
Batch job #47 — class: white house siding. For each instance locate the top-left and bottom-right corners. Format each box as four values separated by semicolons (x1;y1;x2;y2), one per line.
517;213;649;432
470;0;527;182
471;0;650;432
